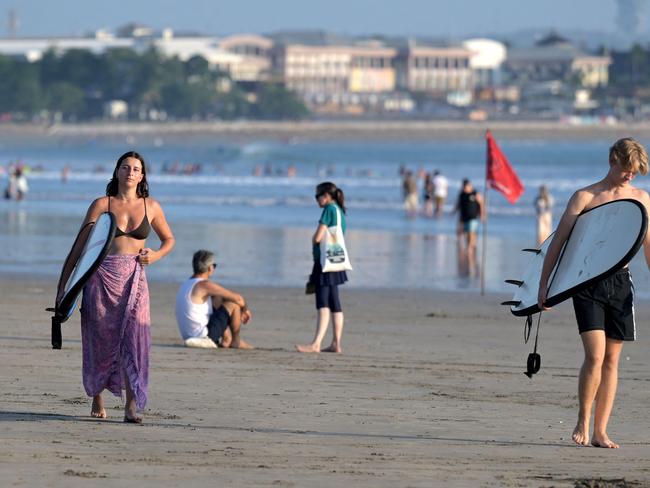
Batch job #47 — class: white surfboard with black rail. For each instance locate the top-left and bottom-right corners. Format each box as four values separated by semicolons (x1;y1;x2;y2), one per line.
503;199;648;317
47;212;116;349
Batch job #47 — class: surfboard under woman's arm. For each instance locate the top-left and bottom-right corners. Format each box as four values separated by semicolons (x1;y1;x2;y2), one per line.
137;198;175;266
537;190;590;310
56;198;107;303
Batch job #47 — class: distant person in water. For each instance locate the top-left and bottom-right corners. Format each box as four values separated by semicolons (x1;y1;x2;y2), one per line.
68;151;175;423
454;178;484;276
61;165;71;183
403;170;419;218
297;182;348;353
423;172;434;217
14;167;28;200
175;250;253;349
538;137;650;448
432;170;449;218
535;185;554;245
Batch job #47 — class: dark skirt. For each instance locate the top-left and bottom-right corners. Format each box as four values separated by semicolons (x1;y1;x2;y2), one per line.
310;261;348;287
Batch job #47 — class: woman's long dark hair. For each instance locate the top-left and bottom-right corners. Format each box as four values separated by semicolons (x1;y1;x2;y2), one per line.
316;181;346;214
105;151;149;197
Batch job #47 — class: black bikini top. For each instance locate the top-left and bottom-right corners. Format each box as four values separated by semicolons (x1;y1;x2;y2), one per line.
109;197;151;240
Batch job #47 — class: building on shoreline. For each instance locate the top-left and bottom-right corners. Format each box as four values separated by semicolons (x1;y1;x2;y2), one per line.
505;33;610;89
271;41;399;111
394;44;474;99
0;26;619;119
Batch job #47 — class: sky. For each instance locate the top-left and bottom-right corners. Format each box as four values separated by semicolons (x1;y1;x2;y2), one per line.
2;0;635;38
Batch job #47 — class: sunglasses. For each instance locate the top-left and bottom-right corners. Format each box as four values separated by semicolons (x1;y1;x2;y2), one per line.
315;193;325;200
209;263;217;270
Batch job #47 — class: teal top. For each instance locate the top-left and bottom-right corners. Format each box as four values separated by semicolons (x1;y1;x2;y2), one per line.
313;203;346;261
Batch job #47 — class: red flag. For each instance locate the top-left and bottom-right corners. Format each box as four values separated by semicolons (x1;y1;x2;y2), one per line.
485;129;524;204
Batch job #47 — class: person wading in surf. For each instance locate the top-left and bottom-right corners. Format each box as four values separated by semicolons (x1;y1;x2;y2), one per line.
538;138;650;448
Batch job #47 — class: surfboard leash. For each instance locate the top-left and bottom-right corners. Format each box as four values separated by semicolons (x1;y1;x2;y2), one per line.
523;312;542;378
51;316;62;350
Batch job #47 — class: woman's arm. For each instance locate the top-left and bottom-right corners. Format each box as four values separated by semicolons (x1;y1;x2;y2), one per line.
312;223;328;245
537;190;589;309
139;199;175;266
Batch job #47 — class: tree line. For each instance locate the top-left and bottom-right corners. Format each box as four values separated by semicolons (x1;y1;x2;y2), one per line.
0;47;309;121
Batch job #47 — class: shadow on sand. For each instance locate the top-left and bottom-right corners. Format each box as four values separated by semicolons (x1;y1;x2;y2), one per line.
0;409;580;448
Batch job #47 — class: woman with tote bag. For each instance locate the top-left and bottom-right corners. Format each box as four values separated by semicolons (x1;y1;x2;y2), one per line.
297;182;352;353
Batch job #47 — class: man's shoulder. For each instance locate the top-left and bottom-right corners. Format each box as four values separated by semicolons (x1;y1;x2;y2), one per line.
572;185;599;201
630;187;650;207
196;278;229;294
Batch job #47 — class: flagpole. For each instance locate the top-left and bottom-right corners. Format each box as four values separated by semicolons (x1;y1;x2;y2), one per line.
481;131;489;296
481;129;524;296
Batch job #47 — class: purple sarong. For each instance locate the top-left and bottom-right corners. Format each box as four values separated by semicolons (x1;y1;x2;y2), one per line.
80;254;151;410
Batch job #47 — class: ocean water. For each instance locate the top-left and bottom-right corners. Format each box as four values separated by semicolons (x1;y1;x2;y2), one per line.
2;135;650;296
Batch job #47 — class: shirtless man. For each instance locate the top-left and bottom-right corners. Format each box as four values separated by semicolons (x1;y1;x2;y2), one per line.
538;138;650;448
175;250;253;349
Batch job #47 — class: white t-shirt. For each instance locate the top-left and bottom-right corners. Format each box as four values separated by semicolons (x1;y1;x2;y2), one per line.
432;174;448;198
175;278;211;340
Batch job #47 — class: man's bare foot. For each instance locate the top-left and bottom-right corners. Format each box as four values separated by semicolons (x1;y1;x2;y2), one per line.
90;396;106;419
321;344;342;353
295;343;320;353
572;423;590;446
591;434;619;449
231;339;254;350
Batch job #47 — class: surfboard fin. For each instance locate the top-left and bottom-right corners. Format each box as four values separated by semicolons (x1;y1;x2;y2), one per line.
504;279;524;287
521;248;541;254
501;300;521;306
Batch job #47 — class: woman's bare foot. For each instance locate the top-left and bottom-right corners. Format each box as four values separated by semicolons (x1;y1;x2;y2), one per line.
572;423;590;446
591;434;619;448
90;395;106;419
321;344;342;353
124;404;141;424
295;343;320;353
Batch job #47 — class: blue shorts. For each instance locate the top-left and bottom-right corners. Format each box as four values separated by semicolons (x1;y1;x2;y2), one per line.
316;284;342;312
309;261;346;312
462;219;479;233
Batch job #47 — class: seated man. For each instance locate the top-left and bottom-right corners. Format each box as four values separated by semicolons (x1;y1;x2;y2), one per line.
175;249;253;349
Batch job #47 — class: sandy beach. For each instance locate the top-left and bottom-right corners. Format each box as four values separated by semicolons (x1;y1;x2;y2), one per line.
2;120;650;141
1;276;650;487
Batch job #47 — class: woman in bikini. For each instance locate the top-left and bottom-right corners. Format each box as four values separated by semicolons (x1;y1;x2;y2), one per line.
77;151;175;423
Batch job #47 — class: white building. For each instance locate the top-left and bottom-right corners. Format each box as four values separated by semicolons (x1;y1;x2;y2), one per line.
462;38;507;88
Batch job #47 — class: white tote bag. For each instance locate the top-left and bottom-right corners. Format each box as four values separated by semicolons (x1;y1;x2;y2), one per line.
320;206;353;272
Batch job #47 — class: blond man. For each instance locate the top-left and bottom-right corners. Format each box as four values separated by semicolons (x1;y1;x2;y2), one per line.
538;138;650;448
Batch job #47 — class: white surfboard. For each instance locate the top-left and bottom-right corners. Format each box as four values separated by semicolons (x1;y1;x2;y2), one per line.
504;199;648;317
48;212;116;349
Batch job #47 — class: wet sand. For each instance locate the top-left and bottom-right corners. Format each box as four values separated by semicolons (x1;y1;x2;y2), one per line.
2;277;650;487
2;120;650;141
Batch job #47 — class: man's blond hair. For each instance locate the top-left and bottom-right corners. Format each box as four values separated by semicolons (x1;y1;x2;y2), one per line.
609;137;648;176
